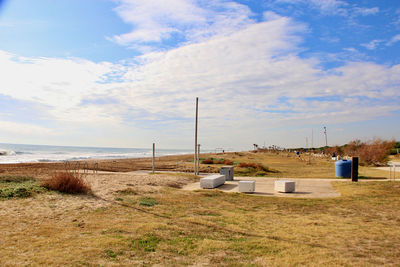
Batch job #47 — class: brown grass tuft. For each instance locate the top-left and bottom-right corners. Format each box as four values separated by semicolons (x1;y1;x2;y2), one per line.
41;171;91;194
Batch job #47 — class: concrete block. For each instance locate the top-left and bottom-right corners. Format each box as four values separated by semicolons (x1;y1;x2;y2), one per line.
220;166;234;181
238;180;255;193
200;174;225;189
274;180;295;193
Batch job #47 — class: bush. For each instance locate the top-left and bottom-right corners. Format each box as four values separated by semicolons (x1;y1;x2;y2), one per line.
221;159;234;165
201;158;234;165
357;139;395;166
202;158;214;164
340;138;395;166
41;171;91;194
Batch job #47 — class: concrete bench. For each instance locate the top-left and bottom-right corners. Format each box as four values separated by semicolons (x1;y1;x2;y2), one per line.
238;180;255;193
274;180;295;193
200;174;226;189
220;166;234;181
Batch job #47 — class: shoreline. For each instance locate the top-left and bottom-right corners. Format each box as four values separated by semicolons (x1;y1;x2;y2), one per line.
0;152;228;176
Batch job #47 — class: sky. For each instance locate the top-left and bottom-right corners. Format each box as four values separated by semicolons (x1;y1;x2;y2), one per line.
0;0;399;150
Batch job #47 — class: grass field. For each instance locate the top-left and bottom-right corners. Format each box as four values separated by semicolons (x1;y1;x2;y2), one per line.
0;152;398;266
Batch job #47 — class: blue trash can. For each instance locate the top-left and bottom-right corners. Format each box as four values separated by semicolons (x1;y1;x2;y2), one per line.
335;159;352;178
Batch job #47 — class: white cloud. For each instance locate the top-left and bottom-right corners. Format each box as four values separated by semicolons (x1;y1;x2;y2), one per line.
0;50;126;123
0;120;54;136
275;0;348;15
387;34;400;46
353;7;379;16
1;10;399;148
361;39;383;50
110;0;254;49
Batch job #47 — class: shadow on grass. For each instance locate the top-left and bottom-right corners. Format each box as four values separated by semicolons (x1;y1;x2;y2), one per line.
337;176;387;180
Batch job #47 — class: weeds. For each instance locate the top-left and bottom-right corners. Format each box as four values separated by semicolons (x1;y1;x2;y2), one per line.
139;197;158;207
132;234;161;252
0;175;45;199
41;171;91;194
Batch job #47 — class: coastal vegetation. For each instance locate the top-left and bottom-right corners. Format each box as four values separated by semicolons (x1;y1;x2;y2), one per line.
0;170;399;265
323;138;396;166
0;175;45;199
41;171;91;194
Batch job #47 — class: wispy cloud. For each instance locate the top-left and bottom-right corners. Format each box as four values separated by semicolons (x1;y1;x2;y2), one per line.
387;34;400;46
353;7;379;16
109;0;254;50
361;39;383;50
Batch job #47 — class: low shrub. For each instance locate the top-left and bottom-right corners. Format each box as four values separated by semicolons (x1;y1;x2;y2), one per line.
0;176;45;199
41;171;91;194
341;138;395;166
221;159;234;165
139;197;158;207
202;158;214;164
238;162;272;172
201;158;234;165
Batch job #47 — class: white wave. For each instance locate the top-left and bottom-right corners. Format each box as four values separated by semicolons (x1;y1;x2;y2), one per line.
0;150;16;156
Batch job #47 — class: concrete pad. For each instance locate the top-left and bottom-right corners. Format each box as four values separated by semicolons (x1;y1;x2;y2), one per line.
200;174;225;189
238;180;255;193
183;177;342;198
274;180;295;193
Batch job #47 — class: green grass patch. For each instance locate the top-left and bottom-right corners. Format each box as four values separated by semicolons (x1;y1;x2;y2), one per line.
138;197;158;207
0;176;46;199
131;234;161;252
104;249;123;259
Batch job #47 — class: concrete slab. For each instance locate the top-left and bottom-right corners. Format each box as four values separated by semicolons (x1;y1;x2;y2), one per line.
200;174;225;189
183;177;341;198
238;180;255;193
274;180;295;193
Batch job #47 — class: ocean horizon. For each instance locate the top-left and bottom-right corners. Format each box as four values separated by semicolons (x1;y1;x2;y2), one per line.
0;143;198;164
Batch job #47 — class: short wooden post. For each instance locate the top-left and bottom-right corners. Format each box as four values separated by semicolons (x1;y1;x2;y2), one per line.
351;157;358;182
152;143;155;174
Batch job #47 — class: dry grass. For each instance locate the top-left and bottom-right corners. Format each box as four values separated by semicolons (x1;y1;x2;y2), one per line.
41;171;91;194
1;168;400;266
0;152;397;265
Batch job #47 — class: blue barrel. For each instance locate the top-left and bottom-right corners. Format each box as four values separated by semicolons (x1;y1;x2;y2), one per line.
335;160;352;178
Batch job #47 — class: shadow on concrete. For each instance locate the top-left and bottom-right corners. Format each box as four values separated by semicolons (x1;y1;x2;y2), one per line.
218;184;237;190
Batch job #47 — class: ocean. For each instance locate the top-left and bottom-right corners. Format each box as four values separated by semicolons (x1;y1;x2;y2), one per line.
0;143;194;164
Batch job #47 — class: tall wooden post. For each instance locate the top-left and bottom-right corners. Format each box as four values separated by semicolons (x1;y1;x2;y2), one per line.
152;143;155;174
194;97;198;175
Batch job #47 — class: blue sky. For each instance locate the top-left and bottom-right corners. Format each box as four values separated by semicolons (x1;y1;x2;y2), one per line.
0;0;399;150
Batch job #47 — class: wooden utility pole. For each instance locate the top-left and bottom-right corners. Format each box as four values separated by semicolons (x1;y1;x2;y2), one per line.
152;143;155;173
194;97;198;175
